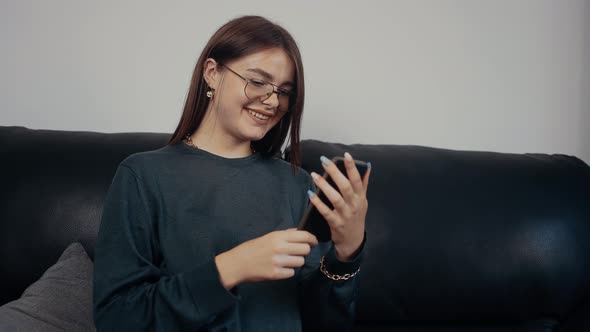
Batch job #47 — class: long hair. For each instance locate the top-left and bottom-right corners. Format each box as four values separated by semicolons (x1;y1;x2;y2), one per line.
168;15;305;171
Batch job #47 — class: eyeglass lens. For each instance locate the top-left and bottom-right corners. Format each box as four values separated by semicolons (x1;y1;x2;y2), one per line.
245;82;291;112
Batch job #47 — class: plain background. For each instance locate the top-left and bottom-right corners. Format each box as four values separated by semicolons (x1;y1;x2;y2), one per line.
1;0;589;164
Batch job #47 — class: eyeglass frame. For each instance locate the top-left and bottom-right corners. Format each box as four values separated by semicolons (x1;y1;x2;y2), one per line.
218;63;294;112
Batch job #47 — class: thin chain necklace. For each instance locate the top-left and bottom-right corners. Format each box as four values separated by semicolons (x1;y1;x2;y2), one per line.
183;134;256;154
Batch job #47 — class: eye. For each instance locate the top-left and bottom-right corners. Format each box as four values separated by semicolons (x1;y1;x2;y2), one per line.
249;79;267;87
277;89;292;96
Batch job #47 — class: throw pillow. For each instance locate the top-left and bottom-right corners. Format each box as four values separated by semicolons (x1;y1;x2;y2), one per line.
0;242;95;331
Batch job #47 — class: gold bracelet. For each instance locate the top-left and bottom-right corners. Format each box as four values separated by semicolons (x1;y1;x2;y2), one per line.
319;256;361;281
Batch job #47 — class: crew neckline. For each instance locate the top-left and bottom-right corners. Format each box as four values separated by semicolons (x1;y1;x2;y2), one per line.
171;141;263;164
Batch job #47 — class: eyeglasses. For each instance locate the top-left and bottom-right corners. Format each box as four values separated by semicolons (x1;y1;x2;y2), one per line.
220;64;294;112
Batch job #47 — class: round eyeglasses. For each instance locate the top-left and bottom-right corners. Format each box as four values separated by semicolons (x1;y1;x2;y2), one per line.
220;64;294;112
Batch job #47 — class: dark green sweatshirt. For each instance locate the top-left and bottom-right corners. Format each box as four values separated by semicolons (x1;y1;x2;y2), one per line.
93;142;365;331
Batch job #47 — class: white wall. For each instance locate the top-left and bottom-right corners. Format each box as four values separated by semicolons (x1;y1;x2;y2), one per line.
1;0;589;164
583;0;590;164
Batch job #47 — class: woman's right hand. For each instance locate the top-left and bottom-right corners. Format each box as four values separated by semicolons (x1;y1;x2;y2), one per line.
215;228;319;290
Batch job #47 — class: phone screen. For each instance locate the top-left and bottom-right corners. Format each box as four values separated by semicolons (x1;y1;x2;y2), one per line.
297;156;369;242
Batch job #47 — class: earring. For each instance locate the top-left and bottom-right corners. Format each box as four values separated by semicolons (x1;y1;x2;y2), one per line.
206;89;213;98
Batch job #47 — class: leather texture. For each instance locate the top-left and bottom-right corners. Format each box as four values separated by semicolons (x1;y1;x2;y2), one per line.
0;126;169;305
2;126;589;331
290;140;590;331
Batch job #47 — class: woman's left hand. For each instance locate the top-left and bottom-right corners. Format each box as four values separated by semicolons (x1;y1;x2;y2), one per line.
308;152;371;262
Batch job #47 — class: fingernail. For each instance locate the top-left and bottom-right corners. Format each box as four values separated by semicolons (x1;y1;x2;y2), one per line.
307;189;315;198
367;162;372;169
310;172;320;180
344;152;353;161
320;155;330;166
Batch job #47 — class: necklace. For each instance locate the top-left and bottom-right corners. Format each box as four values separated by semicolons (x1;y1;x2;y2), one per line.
183;134;256;154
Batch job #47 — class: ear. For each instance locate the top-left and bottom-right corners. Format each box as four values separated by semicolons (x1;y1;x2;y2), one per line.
203;58;220;90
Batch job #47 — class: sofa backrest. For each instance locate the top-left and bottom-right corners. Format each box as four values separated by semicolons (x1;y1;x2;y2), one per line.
288;139;590;326
1;126;169;305
2;126;590;327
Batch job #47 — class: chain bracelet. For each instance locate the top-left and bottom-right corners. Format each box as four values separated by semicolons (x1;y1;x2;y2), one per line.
319;256;361;281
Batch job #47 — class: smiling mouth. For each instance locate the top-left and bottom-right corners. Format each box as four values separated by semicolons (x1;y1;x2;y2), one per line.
247;108;271;121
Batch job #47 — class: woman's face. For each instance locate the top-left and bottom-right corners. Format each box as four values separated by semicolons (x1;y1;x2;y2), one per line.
207;48;295;144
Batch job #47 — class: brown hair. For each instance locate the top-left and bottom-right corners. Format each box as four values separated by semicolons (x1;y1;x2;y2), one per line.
168;15;305;171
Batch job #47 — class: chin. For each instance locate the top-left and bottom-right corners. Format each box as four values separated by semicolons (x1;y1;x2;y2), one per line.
241;129;268;142
250;132;269;142
241;122;280;142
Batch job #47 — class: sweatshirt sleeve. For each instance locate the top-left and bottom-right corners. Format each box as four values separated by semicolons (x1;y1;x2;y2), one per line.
93;164;239;331
296;177;367;332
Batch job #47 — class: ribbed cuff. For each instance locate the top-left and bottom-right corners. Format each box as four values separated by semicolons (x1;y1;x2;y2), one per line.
323;232;367;276
182;256;240;317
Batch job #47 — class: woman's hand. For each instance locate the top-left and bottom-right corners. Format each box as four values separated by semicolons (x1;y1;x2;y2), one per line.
215;229;318;290
307;152;371;262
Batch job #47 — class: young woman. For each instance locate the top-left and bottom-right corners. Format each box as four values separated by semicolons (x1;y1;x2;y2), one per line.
93;15;371;331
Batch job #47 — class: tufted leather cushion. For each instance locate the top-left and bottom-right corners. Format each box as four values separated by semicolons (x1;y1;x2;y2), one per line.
0;126;169;305
288;140;590;331
2;126;589;331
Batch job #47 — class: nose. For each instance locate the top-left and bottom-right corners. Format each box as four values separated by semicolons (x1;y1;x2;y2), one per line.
262;90;281;110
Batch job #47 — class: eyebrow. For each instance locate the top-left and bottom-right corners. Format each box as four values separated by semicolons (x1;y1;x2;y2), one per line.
246;68;294;88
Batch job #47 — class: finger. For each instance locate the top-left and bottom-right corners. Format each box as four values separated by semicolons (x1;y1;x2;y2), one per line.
310;171;348;212
344;152;364;194
307;188;339;227
287;229;319;246
319;156;355;203
285;243;312;256
272;267;295;279
274;254;305;268
362;163;372;195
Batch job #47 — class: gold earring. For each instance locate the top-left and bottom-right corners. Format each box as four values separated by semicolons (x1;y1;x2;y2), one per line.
206;85;215;98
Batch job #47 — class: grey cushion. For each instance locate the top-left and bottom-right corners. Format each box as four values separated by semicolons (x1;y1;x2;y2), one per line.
0;242;95;331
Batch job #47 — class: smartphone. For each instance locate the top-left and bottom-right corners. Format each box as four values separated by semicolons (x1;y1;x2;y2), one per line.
297;156;370;242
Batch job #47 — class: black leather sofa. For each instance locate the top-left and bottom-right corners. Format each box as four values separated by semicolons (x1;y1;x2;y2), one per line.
1;125;589;331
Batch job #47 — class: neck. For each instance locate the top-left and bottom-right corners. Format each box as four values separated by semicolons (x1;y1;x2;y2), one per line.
188;109;254;158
